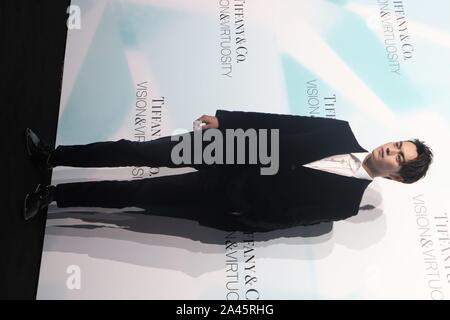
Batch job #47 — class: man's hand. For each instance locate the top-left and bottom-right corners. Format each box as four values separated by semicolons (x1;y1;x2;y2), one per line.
194;114;219;130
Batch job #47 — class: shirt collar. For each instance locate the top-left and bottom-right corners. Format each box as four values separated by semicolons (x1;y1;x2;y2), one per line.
351;152;373;181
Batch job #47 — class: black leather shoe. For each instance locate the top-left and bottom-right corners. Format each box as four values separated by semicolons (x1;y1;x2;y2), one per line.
25;128;55;171
24;184;56;220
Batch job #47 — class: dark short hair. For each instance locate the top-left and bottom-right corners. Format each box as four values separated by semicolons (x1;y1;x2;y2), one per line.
398;139;433;184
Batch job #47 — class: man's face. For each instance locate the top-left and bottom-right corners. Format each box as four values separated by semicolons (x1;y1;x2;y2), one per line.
367;141;418;182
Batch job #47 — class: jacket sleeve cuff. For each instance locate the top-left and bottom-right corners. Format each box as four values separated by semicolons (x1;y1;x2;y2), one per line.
214;109;232;130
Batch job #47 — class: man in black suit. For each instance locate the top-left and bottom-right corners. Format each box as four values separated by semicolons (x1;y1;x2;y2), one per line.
24;109;433;232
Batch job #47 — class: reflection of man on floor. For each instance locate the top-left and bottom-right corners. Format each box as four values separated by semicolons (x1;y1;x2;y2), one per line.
24;109;433;232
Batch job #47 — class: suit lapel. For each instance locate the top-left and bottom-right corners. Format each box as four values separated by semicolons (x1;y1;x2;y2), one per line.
285;120;372;212
280;122;368;166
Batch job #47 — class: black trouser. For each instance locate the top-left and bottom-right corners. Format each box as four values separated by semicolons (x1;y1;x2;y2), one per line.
52;131;234;215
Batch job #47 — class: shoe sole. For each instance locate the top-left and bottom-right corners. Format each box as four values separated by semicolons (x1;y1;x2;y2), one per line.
25;128;52;172
24;183;42;221
25;128;33;157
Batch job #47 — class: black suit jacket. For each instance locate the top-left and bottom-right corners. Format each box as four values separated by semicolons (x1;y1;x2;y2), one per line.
197;109;372;232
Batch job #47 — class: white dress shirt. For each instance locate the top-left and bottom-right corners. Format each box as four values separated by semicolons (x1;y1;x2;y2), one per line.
302;152;373;181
